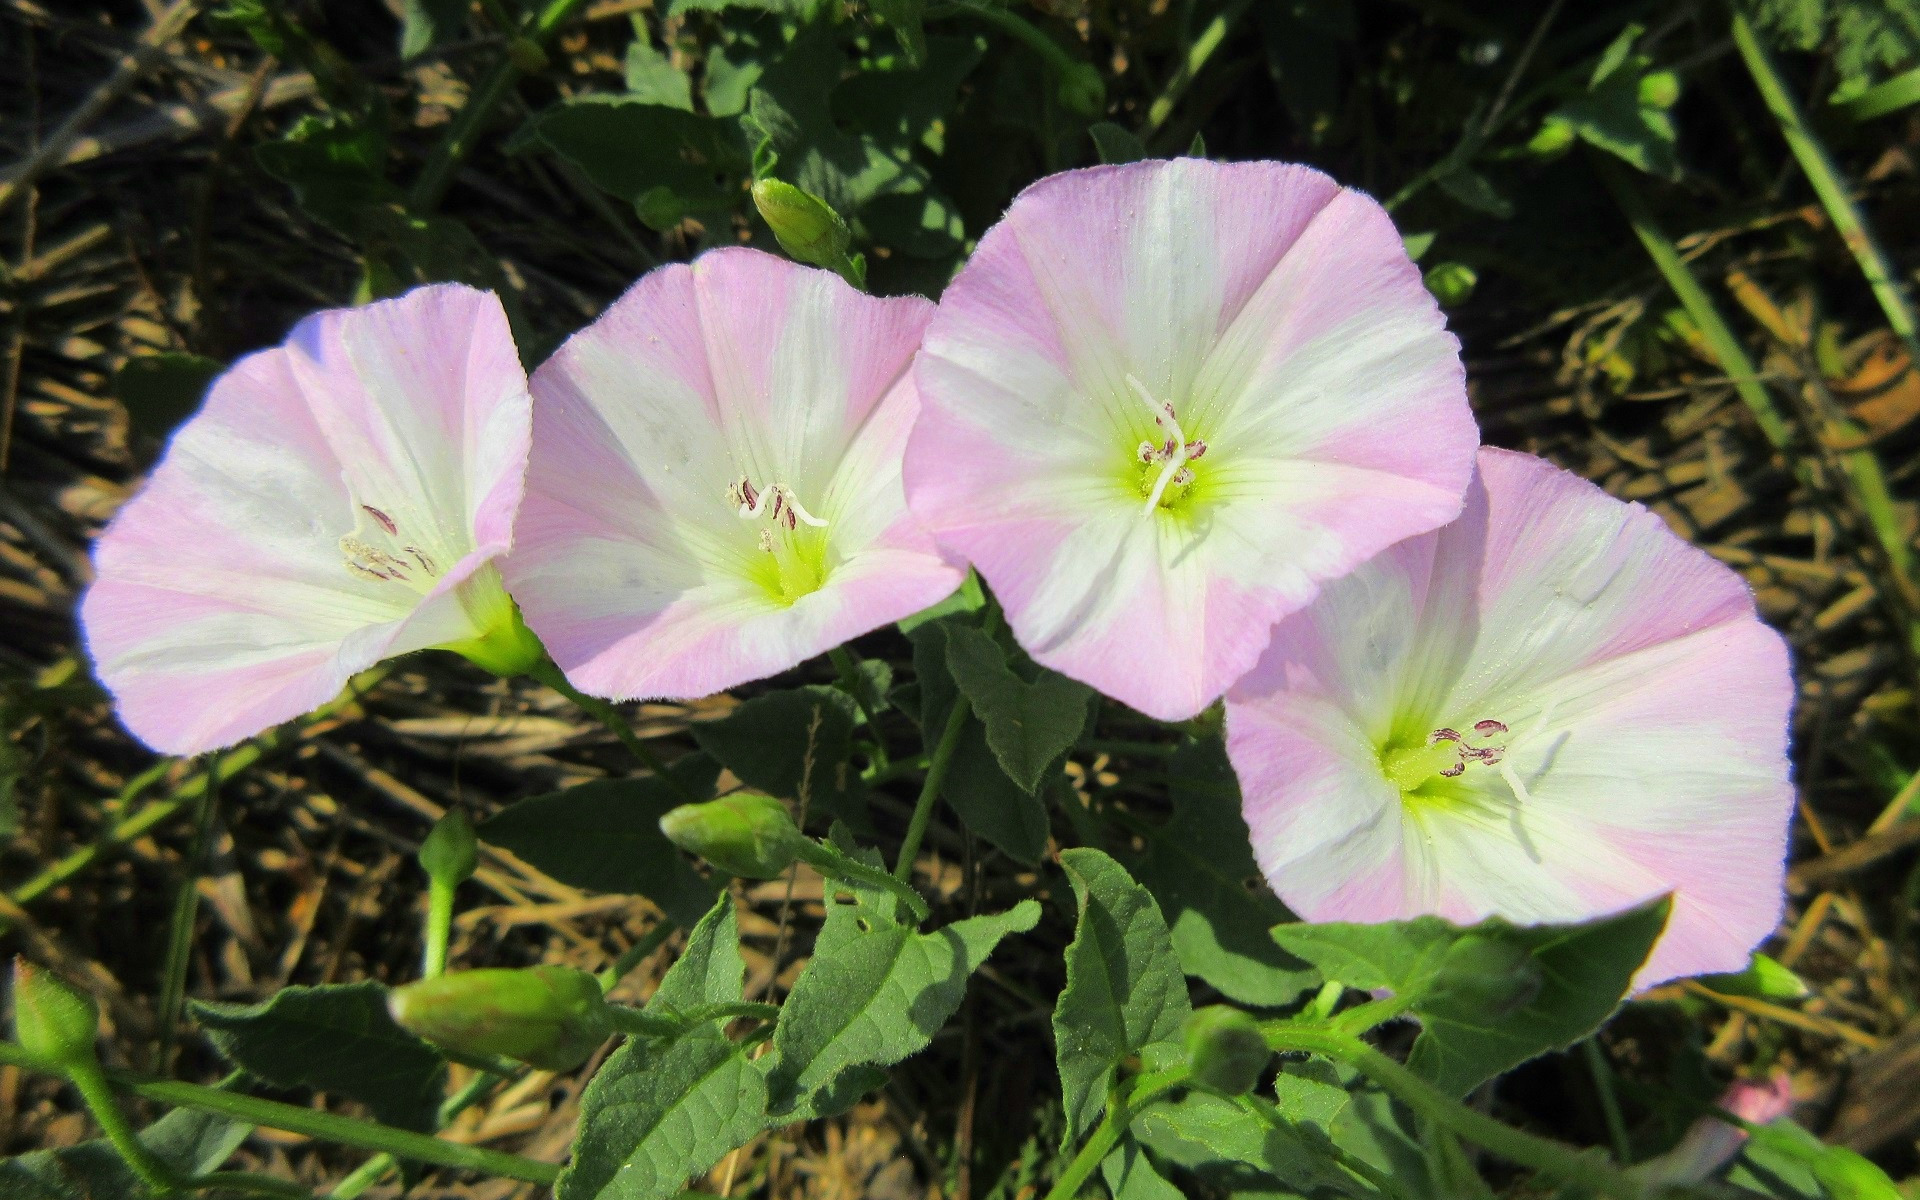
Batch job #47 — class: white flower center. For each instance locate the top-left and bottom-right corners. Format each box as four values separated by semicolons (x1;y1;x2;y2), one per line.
728;475;827;532
1126;374;1207;516
340;504;442;594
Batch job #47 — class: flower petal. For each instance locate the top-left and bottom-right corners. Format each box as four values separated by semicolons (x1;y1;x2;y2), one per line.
82;285;529;754
909;160;1475;719
506;248;963;700
1227;447;1793;987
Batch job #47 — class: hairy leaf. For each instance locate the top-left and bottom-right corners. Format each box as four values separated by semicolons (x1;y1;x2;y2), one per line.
649;893;745;1015
1053;849;1191;1144
766;901;1038;1115
691;686;866;830
941;623;1093;793
518;97;751;230
190;982;445;1132
1272;898;1670;1095
479;756;721;927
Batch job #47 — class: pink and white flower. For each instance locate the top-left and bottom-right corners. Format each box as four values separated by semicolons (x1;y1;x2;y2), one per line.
1225;447;1794;987
905;159;1478;720
82;284;535;756
504;248;964;700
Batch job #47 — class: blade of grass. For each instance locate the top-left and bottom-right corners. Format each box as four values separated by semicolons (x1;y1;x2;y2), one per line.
1732;13;1920;367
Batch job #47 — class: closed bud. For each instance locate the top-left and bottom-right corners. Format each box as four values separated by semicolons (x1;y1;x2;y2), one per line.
12;959;98;1066
751;180;853;271
1182;1006;1269;1096
1057;63;1107;118
420;809;479;886
1424;261;1478;308
389;965;608;1072
659;794;802;879
1638;71;1680;110
1527;116;1577;156
507;36;550;74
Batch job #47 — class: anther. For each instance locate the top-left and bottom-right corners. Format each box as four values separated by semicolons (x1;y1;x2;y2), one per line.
363;505;398;536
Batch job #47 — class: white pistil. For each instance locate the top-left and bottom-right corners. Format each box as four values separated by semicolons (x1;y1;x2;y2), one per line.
732;477;828;530
1126;374;1192;517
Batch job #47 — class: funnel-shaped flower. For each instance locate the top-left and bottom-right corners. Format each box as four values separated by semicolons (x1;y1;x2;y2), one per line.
1225;447;1793;987
906;160;1477;720
82;285;534;755
505;248;963;699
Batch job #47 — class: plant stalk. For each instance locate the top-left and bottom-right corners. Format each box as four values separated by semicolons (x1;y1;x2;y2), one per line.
526;658;693;799
893;695;971;881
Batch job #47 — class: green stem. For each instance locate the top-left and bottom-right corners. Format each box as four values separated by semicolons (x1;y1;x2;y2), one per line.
829;645;889;768
326;1155;393;1199
69;1063;181;1195
527;659;693;799
604;1001;781;1041
407;0;592;212
1582;1038;1633;1165
934;0;1081;81
334;1066;510;1197
796;839;930;922
189;1172;313;1199
1236;1094;1416;1200
1328;991;1412;1036
422;876;456;980
1262;1027;1640;1198
0;1044;560;1186
894;695;971;881
597;921;676;993
1041;1068;1188;1200
156;760;221;1070
1732;11;1920;365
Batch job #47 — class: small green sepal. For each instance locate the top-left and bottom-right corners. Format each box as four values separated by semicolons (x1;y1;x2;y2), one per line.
420;809;479;886
1181;1006;1269;1095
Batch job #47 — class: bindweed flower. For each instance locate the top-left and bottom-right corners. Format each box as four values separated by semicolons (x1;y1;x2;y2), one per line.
82;285;537;755
1225;448;1794;987
504;247;963;700
905;159;1478;720
1636;1073;1793;1186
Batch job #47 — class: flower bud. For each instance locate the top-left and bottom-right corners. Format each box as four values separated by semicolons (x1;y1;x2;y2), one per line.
1057;63;1107;118
389;965;609;1072
1424;262;1478;308
1527;116;1577;156
1638;71;1680;110
420;809;479;887
12;960;99;1066
659;794;802;879
507;36;549;74
751;180;853;272
1181;1006;1269;1096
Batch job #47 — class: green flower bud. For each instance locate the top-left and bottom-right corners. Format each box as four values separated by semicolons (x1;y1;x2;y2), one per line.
751;180;854;271
1182;1006;1269;1096
420;809;479;886
1424;261;1478;308
389;965;609;1072
1527;116;1577;156
1424;934;1542;1018
1638;71;1680;110
12;960;98;1066
507;36;550;74
659;794;802;879
1057;63;1107;118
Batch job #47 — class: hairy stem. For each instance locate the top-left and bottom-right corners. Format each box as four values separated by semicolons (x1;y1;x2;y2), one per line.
527;659;694;799
1041;1068;1188;1200
894;696;971;881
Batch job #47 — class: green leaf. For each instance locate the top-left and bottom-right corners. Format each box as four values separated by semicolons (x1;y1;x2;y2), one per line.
1100;1140;1183;1200
1123;738;1316;1007
1128;1073;1352;1196
690;687;866;830
1053;849;1192;1145
558;1030;768;1200
941;623;1093;793
0;1108;250;1200
518;97;751;230
1272;898;1671;1095
400;0;466;58
1088;121;1147;164
669;0;807;12
1434;165;1513;218
478;755;721;927
255;112;397;235
905;621;1050;864
1743;1121;1901;1199
1541;24;1679;178
870;0;928;65
649;893;745;1014
765;901;1039;1115
190;982;445;1132
624;39;694;110
113;354;221;442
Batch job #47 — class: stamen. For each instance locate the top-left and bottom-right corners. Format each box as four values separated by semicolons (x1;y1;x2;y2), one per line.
1127;374;1193;516
362;505;398;536
732;475;828;529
